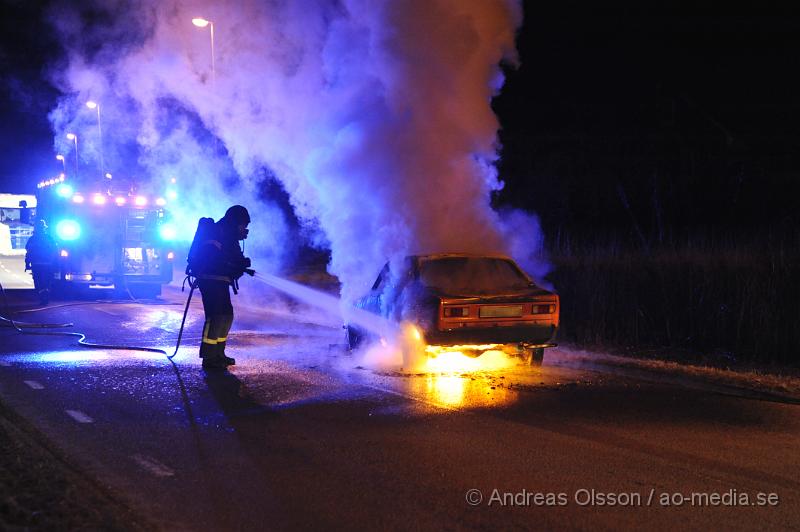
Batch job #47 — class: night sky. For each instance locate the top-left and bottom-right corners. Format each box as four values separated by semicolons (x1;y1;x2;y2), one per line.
492;3;800;242
0;0;60;192
2;1;798;243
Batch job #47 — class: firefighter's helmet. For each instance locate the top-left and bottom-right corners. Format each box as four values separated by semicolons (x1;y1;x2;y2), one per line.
223;205;251;225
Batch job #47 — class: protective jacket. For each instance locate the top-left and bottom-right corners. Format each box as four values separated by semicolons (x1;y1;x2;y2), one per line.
194;220;251;290
25;228;58;304
25;231;58;268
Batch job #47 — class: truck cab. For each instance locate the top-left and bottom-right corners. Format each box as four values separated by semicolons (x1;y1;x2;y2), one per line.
0;193;37;254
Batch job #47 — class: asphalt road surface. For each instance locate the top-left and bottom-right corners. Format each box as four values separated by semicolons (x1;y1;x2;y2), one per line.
0;283;798;530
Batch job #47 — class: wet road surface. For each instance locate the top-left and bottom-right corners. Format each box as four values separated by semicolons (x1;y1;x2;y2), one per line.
0;285;798;530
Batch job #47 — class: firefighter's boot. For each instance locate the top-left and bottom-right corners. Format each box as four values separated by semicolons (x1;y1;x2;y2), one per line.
199;341;217;359
218;341;235;366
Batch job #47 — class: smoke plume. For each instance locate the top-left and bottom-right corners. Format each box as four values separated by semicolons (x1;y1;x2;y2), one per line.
46;0;546;300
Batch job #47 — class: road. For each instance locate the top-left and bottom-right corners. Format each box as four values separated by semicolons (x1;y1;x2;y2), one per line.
0;283;798;530
0;253;34;289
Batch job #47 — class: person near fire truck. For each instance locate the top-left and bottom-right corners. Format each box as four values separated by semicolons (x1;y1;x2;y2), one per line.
25;219;58;305
194;205;252;370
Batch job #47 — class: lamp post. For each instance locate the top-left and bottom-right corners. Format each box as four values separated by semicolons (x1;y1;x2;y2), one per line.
86;100;105;178
66;133;78;179
191;17;215;85
192;17;219;155
56;154;66;173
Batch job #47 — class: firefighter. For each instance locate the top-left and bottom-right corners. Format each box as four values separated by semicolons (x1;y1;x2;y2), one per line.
19;200;31;225
195;205;252;370
25;220;58;305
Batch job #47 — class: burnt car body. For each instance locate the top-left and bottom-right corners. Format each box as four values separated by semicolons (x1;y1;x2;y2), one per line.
346;254;559;364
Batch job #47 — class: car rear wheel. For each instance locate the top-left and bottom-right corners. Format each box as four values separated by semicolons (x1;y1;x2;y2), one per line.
521;346;544;366
346;326;362;351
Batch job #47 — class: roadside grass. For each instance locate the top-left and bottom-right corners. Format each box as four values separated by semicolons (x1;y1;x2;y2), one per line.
549;236;800;369
551;346;800;401
0;399;153;531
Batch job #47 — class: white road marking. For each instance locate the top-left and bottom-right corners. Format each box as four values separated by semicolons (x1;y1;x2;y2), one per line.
24;380;44;390
65;409;94;423
131;454;175;477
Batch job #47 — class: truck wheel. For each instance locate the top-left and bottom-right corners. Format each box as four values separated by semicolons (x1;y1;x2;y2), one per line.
128;284;161;299
51;279;66;299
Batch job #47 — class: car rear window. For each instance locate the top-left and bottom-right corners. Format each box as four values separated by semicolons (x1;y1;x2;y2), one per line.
418;257;531;295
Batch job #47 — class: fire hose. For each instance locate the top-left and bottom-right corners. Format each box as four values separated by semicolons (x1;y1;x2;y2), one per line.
0;279;168;355
1;265;255;359
170;268;255;358
170;276;198;359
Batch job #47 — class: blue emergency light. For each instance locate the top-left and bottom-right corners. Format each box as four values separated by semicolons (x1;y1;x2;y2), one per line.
56;183;73;198
55;219;81;241
159;223;177;241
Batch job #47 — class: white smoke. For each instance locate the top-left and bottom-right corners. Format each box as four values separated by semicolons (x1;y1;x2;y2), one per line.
46;0;547;300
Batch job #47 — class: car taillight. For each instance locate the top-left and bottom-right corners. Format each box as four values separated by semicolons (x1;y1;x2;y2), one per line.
532;304;556;314
443;306;469;318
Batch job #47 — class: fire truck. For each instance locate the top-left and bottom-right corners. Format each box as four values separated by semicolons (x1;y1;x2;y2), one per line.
36;177;176;297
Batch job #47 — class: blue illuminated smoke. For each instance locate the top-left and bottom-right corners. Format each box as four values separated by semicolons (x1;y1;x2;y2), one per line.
47;0;548;300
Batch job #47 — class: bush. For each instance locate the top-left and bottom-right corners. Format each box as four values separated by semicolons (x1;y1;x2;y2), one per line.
549;236;800;367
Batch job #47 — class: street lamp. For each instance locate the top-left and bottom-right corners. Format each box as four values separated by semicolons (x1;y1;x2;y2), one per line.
193;16;219;155
86;100;105;177
191;17;215;85
56;154;66;173
66;133;78;179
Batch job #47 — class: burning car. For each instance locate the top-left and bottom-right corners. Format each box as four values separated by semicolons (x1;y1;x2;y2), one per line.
346;254;559;365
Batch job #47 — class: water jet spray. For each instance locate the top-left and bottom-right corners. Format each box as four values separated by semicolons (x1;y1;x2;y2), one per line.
251;271;396;339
